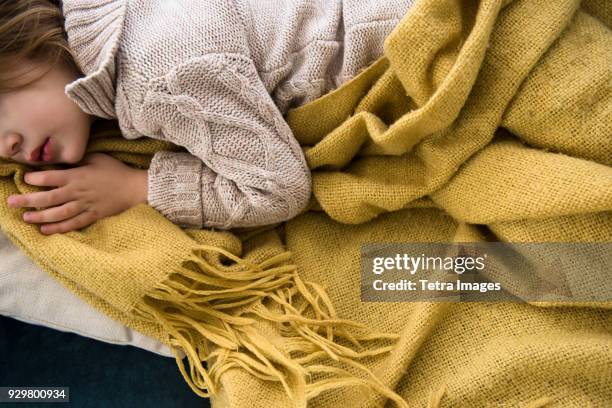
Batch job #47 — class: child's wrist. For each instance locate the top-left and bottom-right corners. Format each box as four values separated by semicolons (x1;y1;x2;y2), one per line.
128;168;149;206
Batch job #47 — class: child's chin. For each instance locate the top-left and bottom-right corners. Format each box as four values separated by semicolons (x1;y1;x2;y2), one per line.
63;152;83;165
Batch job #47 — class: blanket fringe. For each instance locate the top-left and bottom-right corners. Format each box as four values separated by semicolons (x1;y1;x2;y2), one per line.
524;397;554;408
132;243;409;407
427;383;447;408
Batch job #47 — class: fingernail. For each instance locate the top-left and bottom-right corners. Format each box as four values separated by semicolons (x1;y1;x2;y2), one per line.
23;213;31;222
7;197;15;207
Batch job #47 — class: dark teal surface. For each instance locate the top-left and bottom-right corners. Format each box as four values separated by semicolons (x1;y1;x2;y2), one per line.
0;315;210;407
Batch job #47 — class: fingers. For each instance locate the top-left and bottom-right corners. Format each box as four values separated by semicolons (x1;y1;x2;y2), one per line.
7;186;72;209
22;200;84;225
38;209;97;235
23;170;70;187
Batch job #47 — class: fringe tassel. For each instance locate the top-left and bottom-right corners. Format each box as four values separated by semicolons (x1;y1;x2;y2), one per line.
427;383;447;408
524;397;554;408
132;243;409;407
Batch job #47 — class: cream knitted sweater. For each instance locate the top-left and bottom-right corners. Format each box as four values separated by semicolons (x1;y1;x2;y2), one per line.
61;0;415;230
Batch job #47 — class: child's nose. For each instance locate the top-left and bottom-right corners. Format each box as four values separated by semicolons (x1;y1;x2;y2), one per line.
1;133;22;157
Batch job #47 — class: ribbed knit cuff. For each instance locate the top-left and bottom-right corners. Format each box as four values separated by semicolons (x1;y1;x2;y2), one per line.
147;151;204;229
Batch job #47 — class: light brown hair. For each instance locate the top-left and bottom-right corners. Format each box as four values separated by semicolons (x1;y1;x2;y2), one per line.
0;0;81;93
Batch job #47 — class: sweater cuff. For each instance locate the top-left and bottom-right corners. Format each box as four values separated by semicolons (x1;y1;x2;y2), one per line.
147;151;203;229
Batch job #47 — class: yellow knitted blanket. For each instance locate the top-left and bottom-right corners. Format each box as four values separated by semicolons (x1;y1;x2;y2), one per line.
1;0;611;406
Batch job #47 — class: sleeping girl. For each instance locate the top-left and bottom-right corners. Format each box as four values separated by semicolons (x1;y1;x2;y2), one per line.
0;0;414;234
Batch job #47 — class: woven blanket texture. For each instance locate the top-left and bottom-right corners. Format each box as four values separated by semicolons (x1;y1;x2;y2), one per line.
0;0;611;406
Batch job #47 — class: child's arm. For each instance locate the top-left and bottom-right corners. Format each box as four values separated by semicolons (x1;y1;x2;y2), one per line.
137;53;312;230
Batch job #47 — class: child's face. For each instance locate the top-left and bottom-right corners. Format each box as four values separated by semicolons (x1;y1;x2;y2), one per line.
0;59;94;166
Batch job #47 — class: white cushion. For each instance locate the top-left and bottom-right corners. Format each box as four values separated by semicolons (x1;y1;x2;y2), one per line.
0;230;181;358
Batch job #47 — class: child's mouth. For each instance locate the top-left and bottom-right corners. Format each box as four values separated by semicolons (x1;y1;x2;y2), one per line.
41;137;53;162
33;137;52;162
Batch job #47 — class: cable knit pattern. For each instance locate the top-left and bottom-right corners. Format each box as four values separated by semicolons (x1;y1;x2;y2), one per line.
60;0;416;229
142;54;309;229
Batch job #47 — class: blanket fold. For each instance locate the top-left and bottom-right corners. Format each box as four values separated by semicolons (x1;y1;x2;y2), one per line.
1;0;611;406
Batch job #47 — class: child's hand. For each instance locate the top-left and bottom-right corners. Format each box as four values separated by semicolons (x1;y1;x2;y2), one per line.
6;153;148;235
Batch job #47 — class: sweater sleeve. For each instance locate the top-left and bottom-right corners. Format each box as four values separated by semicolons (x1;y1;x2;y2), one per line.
138;53;312;230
